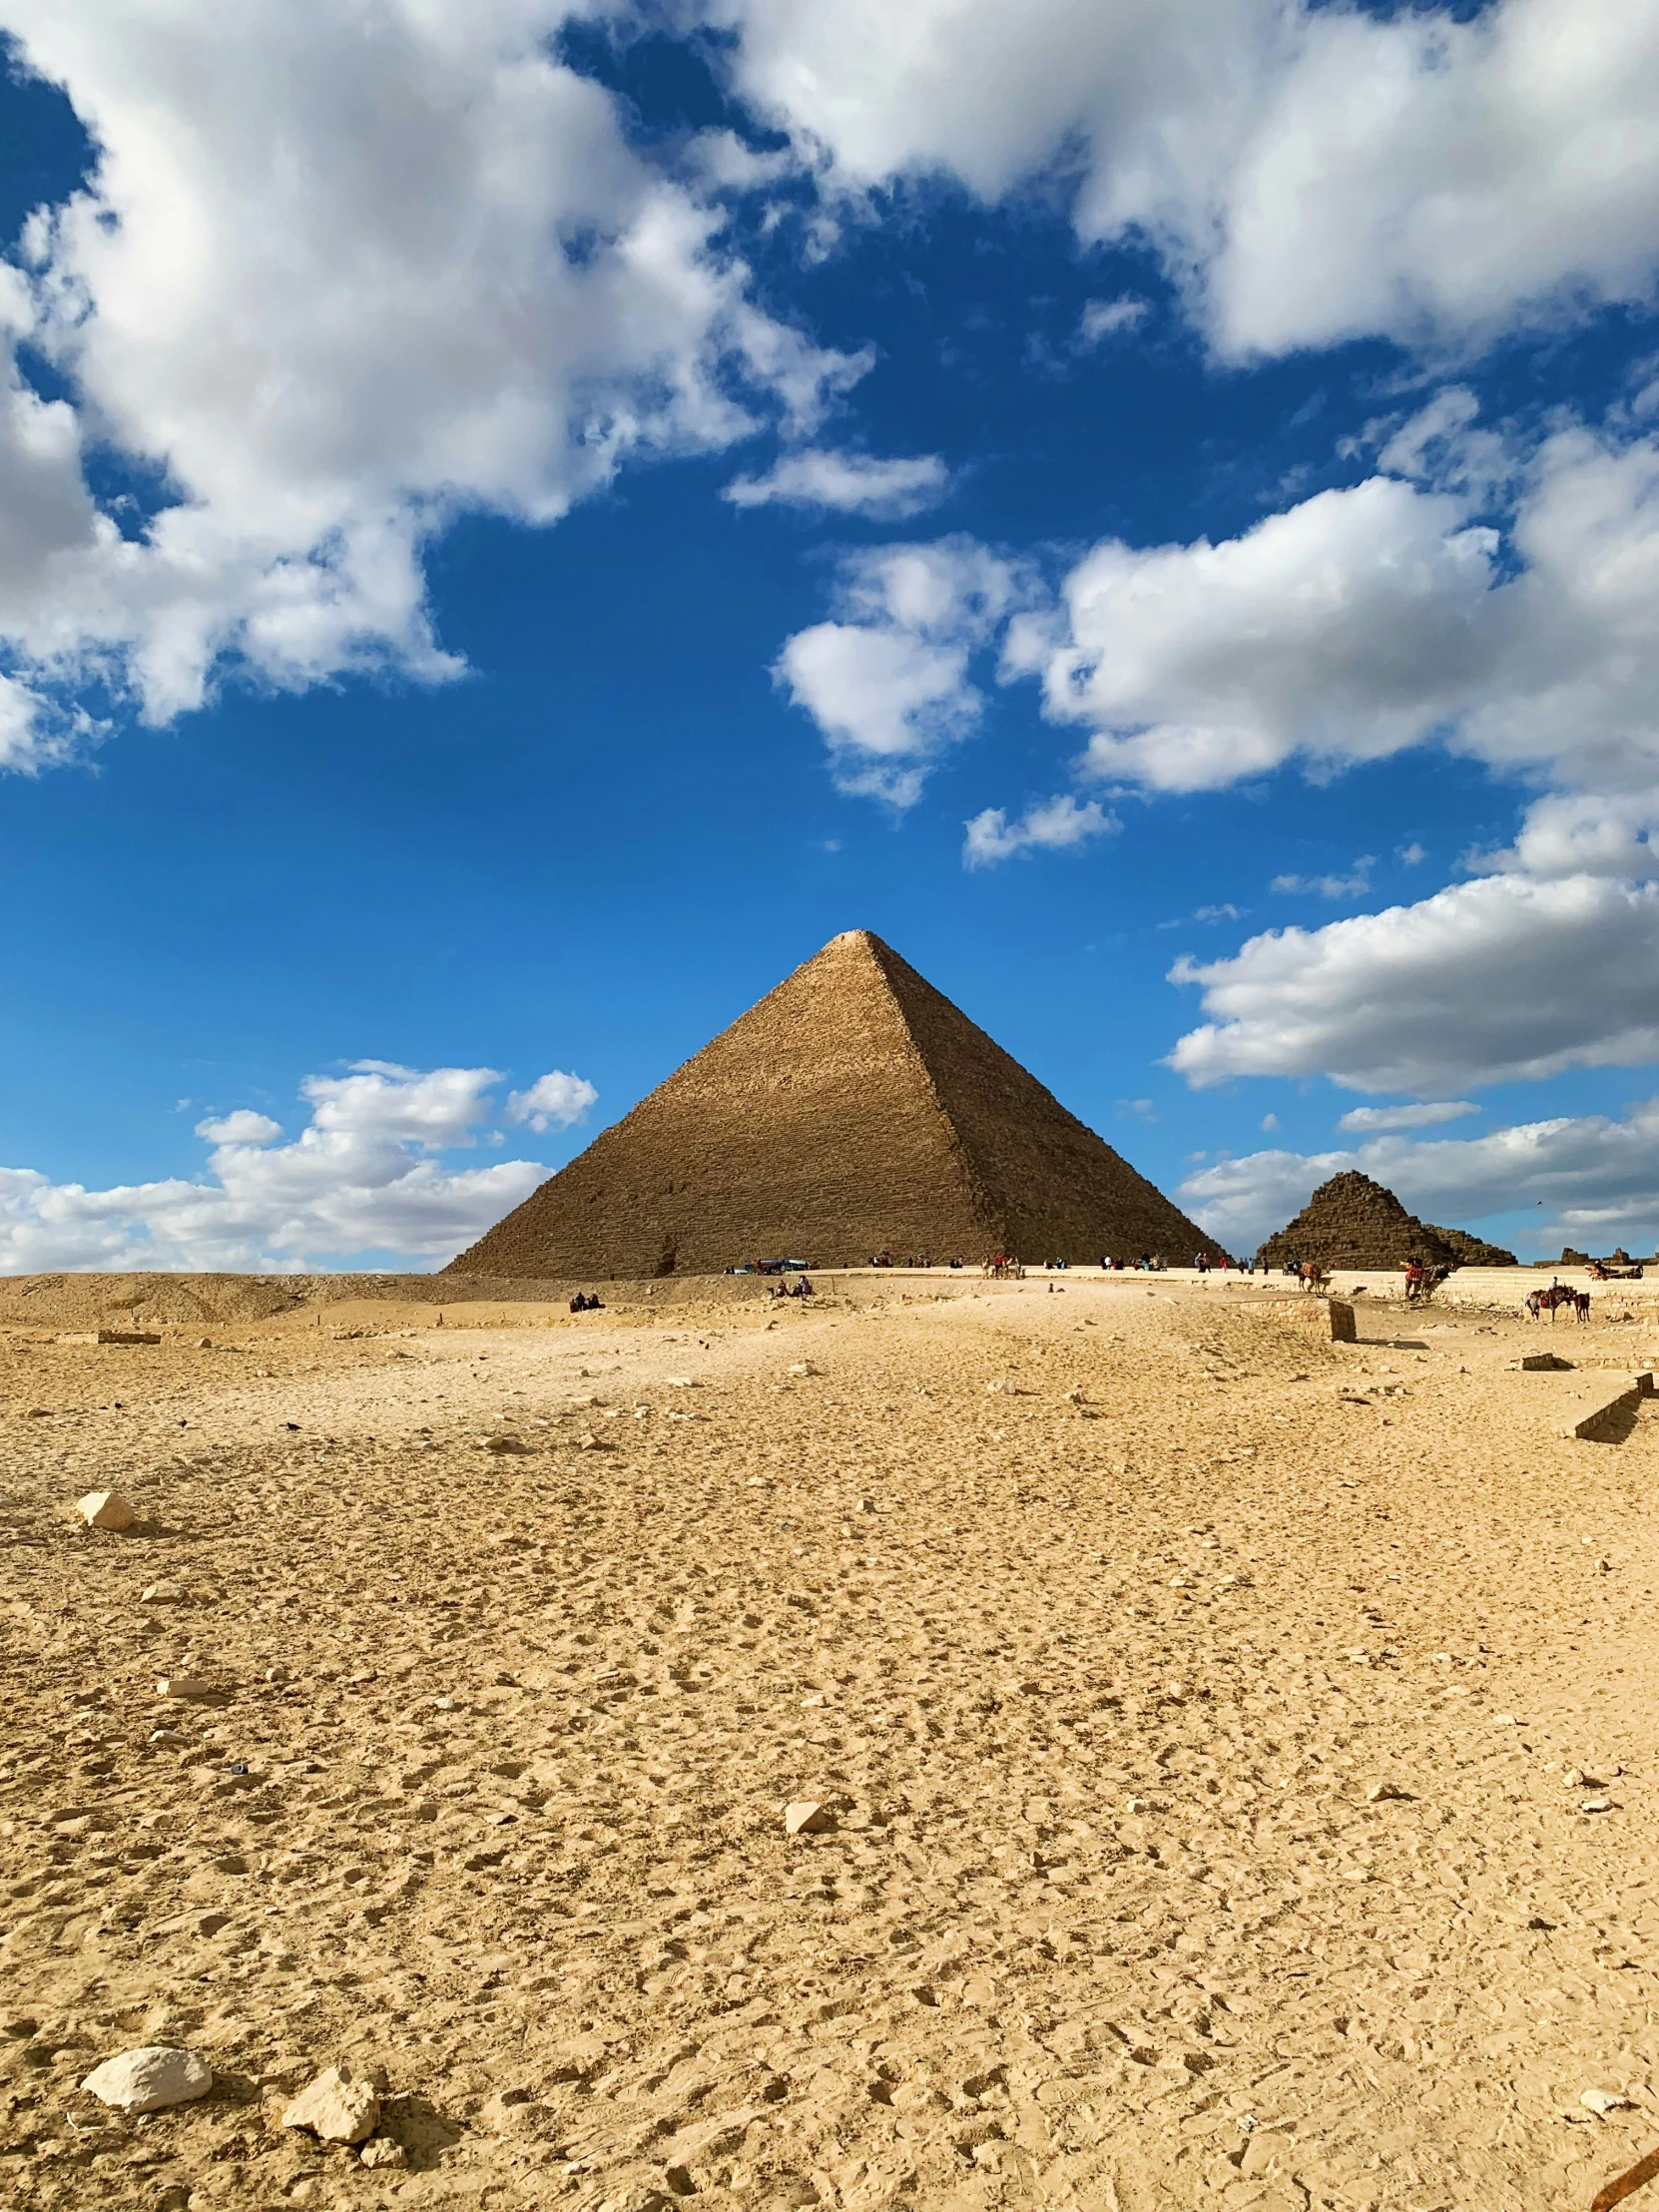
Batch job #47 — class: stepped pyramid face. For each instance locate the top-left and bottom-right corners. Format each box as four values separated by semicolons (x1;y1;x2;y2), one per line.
1258;1170;1515;1271
448;929;1210;1278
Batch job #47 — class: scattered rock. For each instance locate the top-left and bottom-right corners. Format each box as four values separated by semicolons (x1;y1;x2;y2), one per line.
82;2045;212;2113
155;1675;215;1701
787;1361;819;1378
280;2062;382;2144
1581;2088;1634;2116
785;1800;832;1836
666;1377;698;1388
483;1434;530;1453
77;1490;137;1532
360;2137;407;2167
1581;1796;1614;1814
140;1580;190;1606
1366;1782;1412;1802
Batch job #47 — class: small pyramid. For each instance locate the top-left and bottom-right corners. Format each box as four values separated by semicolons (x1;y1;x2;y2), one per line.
448;929;1209;1277
1258;1171;1515;1271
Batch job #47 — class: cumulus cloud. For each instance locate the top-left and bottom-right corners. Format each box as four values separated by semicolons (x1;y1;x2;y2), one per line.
724;448;949;517
0;1058;594;1272
504;1070;600;1132
1179;1094;1659;1257
0;1;863;760
193;1109;281;1147
775;537;1024;805
707;0;1659;357
1336;1101;1480;1135
961;794;1116;867
1167;873;1659;1094
1010;474;1505;795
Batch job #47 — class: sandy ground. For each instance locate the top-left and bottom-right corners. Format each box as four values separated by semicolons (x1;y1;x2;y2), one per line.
4;1277;1659;2212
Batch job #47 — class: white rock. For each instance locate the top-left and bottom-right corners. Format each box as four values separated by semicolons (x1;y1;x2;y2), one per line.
82;2045;212;2112
785;1800;831;1836
1581;1796;1614;1814
666;1377;698;1387
787;1361;819;1378
155;1675;215;1700
1581;2088;1634;2115
281;2063;381;2144
77;1490;136;1532
140;1580;190;1606
360;2137;407;2167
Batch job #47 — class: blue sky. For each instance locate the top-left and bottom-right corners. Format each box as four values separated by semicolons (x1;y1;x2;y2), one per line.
3;0;1659;1271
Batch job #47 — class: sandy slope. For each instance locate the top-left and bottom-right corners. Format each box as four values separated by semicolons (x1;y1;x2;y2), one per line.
3;1278;1658;2212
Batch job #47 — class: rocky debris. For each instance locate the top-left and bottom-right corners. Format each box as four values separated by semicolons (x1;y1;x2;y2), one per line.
140;1579;191;1605
1259;1171;1516;1271
483;1434;530;1453
360;2137;407;2167
155;1675;216;1700
785;1800;831;1836
280;2062;382;2144
82;2045;212;2112
76;1489;137;1531
1581;2089;1635;2116
1366;1782;1412;1802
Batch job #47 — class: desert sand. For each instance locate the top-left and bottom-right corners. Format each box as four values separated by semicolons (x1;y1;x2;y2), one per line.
3;1272;1658;2211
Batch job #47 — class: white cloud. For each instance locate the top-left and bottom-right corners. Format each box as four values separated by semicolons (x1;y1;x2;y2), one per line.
1014;474;1504;796
962;793;1116;866
1271;857;1374;898
1336;1101;1480;1134
0;1;863;758
1077;295;1148;345
775;536;1024;805
1397;841;1425;866
724;448;949;517
505;1069;600;1132
1168;872;1659;1094
300;1062;507;1148
708;0;1659;358
1179;1094;1659;1258
193;1109;281;1147
0;1057;585;1272
996;410;1659;895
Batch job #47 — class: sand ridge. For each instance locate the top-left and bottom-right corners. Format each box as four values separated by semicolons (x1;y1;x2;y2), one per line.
2;1280;1658;2210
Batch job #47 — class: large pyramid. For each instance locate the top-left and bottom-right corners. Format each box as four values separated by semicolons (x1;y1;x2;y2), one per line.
1257;1171;1516;1271
448;929;1210;1278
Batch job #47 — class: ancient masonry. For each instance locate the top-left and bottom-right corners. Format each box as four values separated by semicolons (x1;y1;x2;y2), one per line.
448;928;1211;1279
1258;1170;1517;1273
